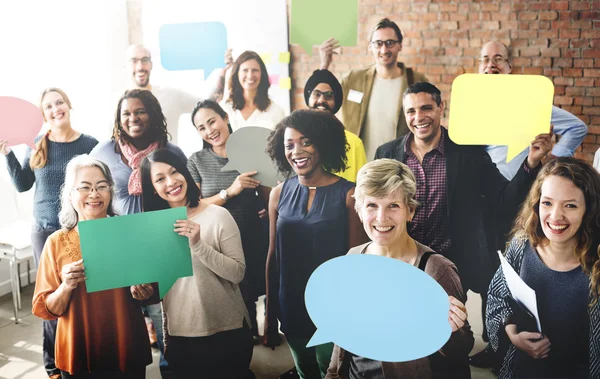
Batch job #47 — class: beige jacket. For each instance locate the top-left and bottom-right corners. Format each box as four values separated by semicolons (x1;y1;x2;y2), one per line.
340;62;428;140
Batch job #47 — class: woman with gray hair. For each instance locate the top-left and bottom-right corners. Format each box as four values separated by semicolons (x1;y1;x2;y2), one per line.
32;155;156;379
326;158;474;379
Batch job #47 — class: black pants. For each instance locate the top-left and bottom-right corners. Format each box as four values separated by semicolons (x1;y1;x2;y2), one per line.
60;368;145;379
32;225;60;377
166;322;254;379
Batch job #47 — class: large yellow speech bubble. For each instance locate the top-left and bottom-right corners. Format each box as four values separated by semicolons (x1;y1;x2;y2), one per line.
448;74;554;162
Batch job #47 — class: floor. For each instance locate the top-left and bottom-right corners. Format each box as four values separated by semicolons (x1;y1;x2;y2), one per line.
0;286;496;379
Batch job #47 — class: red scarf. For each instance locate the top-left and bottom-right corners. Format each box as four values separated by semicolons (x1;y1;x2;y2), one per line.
118;139;160;196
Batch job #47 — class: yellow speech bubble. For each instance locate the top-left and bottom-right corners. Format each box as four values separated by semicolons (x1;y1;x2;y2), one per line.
448;74;554;162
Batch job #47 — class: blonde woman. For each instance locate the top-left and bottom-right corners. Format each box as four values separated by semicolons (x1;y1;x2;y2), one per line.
0;88;97;379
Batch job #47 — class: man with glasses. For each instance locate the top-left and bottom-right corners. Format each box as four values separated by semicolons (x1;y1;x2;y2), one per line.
304;69;366;182
319;18;427;160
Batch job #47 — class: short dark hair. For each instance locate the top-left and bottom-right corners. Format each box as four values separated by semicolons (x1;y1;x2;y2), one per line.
226;51;271;111
369;18;403;44
266;109;348;177
141;148;200;212
403;82;443;107
190;100;233;150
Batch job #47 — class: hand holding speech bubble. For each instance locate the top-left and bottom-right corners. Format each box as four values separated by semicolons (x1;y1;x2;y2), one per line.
79;207;193;299
305;254;451;362
159;22;228;77
448;74;554;162
0;96;44;150
221;126;285;188
291;0;358;55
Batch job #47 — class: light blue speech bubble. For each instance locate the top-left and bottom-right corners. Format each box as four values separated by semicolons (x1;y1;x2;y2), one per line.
305;254;451;362
159;22;227;76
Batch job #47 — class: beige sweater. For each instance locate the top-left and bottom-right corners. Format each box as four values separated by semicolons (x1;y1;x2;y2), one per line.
162;204;250;339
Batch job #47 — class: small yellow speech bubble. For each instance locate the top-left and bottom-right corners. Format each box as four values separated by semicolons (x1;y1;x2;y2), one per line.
448;74;554;162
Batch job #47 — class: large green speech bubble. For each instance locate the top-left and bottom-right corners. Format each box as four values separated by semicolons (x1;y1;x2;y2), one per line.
290;0;358;55
79;207;192;299
448;74;554;162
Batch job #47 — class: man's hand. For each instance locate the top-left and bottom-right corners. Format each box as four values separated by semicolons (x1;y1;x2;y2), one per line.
319;38;340;70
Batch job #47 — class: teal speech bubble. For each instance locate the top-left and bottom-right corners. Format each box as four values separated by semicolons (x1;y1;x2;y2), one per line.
305;254;451;362
79;207;193;299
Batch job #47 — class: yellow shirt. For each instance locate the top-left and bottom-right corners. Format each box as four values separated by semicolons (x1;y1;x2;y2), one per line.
338;130;367;183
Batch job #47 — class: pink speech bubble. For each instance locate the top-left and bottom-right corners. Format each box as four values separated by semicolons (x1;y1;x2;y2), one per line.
0;96;44;150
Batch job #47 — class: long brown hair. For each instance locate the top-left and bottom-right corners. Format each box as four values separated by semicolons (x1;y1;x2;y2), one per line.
111;89;170;153
30;88;73;169
510;157;600;299
226;51;271;111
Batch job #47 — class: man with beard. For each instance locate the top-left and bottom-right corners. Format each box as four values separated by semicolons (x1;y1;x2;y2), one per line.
304;69;366;182
122;44;227;150
319;18;428;160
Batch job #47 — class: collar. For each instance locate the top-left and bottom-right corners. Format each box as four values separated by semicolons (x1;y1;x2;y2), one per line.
404;126;447;158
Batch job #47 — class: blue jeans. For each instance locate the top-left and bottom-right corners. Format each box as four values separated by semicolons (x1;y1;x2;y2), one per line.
141;303;168;369
32;225;60;377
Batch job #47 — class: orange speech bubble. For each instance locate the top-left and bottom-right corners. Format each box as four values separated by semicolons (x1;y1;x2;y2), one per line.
0;96;44;150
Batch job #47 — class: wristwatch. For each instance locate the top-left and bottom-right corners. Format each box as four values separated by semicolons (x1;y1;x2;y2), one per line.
219;189;229;202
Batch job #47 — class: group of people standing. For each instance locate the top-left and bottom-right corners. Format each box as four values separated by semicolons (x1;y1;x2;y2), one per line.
0;15;597;379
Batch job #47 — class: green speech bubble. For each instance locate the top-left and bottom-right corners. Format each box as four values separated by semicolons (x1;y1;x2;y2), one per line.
290;0;358;55
79;207;192;299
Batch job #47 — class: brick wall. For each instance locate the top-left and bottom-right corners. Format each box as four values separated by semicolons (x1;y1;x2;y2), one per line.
287;0;600;163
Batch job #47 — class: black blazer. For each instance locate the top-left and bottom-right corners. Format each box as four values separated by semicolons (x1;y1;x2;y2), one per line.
375;130;536;293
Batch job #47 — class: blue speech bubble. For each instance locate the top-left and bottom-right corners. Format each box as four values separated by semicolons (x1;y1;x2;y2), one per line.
305;254;451;362
158;22;227;75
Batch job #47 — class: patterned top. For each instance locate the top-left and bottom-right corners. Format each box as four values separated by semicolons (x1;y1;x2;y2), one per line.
486;237;600;379
404;128;450;255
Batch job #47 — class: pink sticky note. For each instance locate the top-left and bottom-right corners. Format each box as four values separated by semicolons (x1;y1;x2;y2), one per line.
0;96;43;150
269;74;280;85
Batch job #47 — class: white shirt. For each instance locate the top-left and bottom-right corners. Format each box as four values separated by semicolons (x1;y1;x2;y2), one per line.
219;100;285;132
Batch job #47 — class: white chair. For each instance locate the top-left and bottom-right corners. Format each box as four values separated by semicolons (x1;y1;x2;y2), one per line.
0;175;34;324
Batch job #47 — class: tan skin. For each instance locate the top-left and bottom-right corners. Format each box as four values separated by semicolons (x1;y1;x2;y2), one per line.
118;97;155;164
45;167;153;316
263;127;368;348
192;107;271;217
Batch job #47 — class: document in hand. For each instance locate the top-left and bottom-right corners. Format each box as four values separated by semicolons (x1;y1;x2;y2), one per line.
497;251;543;333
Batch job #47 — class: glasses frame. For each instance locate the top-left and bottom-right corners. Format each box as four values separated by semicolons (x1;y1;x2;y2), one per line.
72;185;112;195
370;40;400;49
478;56;509;66
310;89;335;101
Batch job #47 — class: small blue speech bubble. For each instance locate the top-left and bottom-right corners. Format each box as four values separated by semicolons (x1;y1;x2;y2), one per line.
159;22;227;76
305;254;451;362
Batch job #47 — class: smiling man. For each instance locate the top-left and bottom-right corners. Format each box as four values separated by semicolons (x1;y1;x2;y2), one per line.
303;69;366;182
375;82;553;307
319;18;428;160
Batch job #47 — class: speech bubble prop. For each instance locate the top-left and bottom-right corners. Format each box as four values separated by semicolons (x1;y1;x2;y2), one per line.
305;254;451;362
290;0;358;55
448;74;554;162
0;96;43;150
159;22;227;76
221;126;285;188
79;207;192;299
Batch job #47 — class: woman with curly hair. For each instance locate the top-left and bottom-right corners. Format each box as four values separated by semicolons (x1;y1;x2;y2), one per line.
219;50;284;131
263;109;368;378
486;157;600;379
90;88;186;374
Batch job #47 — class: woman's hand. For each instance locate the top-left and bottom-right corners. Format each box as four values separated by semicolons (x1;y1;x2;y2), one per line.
224;48;233;71
258;208;268;219
130;283;154;300
448;296;467;332
0;140;11;156
262;315;282;350
505;324;551;359
175;219;201;246
60;259;86;291
227;171;260;197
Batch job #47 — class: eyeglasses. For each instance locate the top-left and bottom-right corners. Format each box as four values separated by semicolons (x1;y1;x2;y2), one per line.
311;89;335;101
478;56;508;66
129;57;151;65
73;185;111;195
370;40;400;49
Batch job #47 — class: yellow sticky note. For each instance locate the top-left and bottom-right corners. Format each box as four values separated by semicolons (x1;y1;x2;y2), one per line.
448;74;554;162
279;77;291;90
259;53;272;64
279;52;291;64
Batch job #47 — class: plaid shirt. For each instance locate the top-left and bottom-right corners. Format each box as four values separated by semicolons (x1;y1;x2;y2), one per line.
404;128;451;256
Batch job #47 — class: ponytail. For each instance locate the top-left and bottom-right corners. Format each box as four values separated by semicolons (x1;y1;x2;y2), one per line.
29;129;51;169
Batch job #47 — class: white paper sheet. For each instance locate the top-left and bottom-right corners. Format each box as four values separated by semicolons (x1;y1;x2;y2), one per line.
497;251;543;333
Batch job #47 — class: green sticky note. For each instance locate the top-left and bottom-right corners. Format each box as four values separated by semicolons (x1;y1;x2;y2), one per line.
78;207;192;299
291;0;358;55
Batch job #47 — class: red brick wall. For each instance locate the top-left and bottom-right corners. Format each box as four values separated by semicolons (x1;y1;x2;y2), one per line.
287;0;600;162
